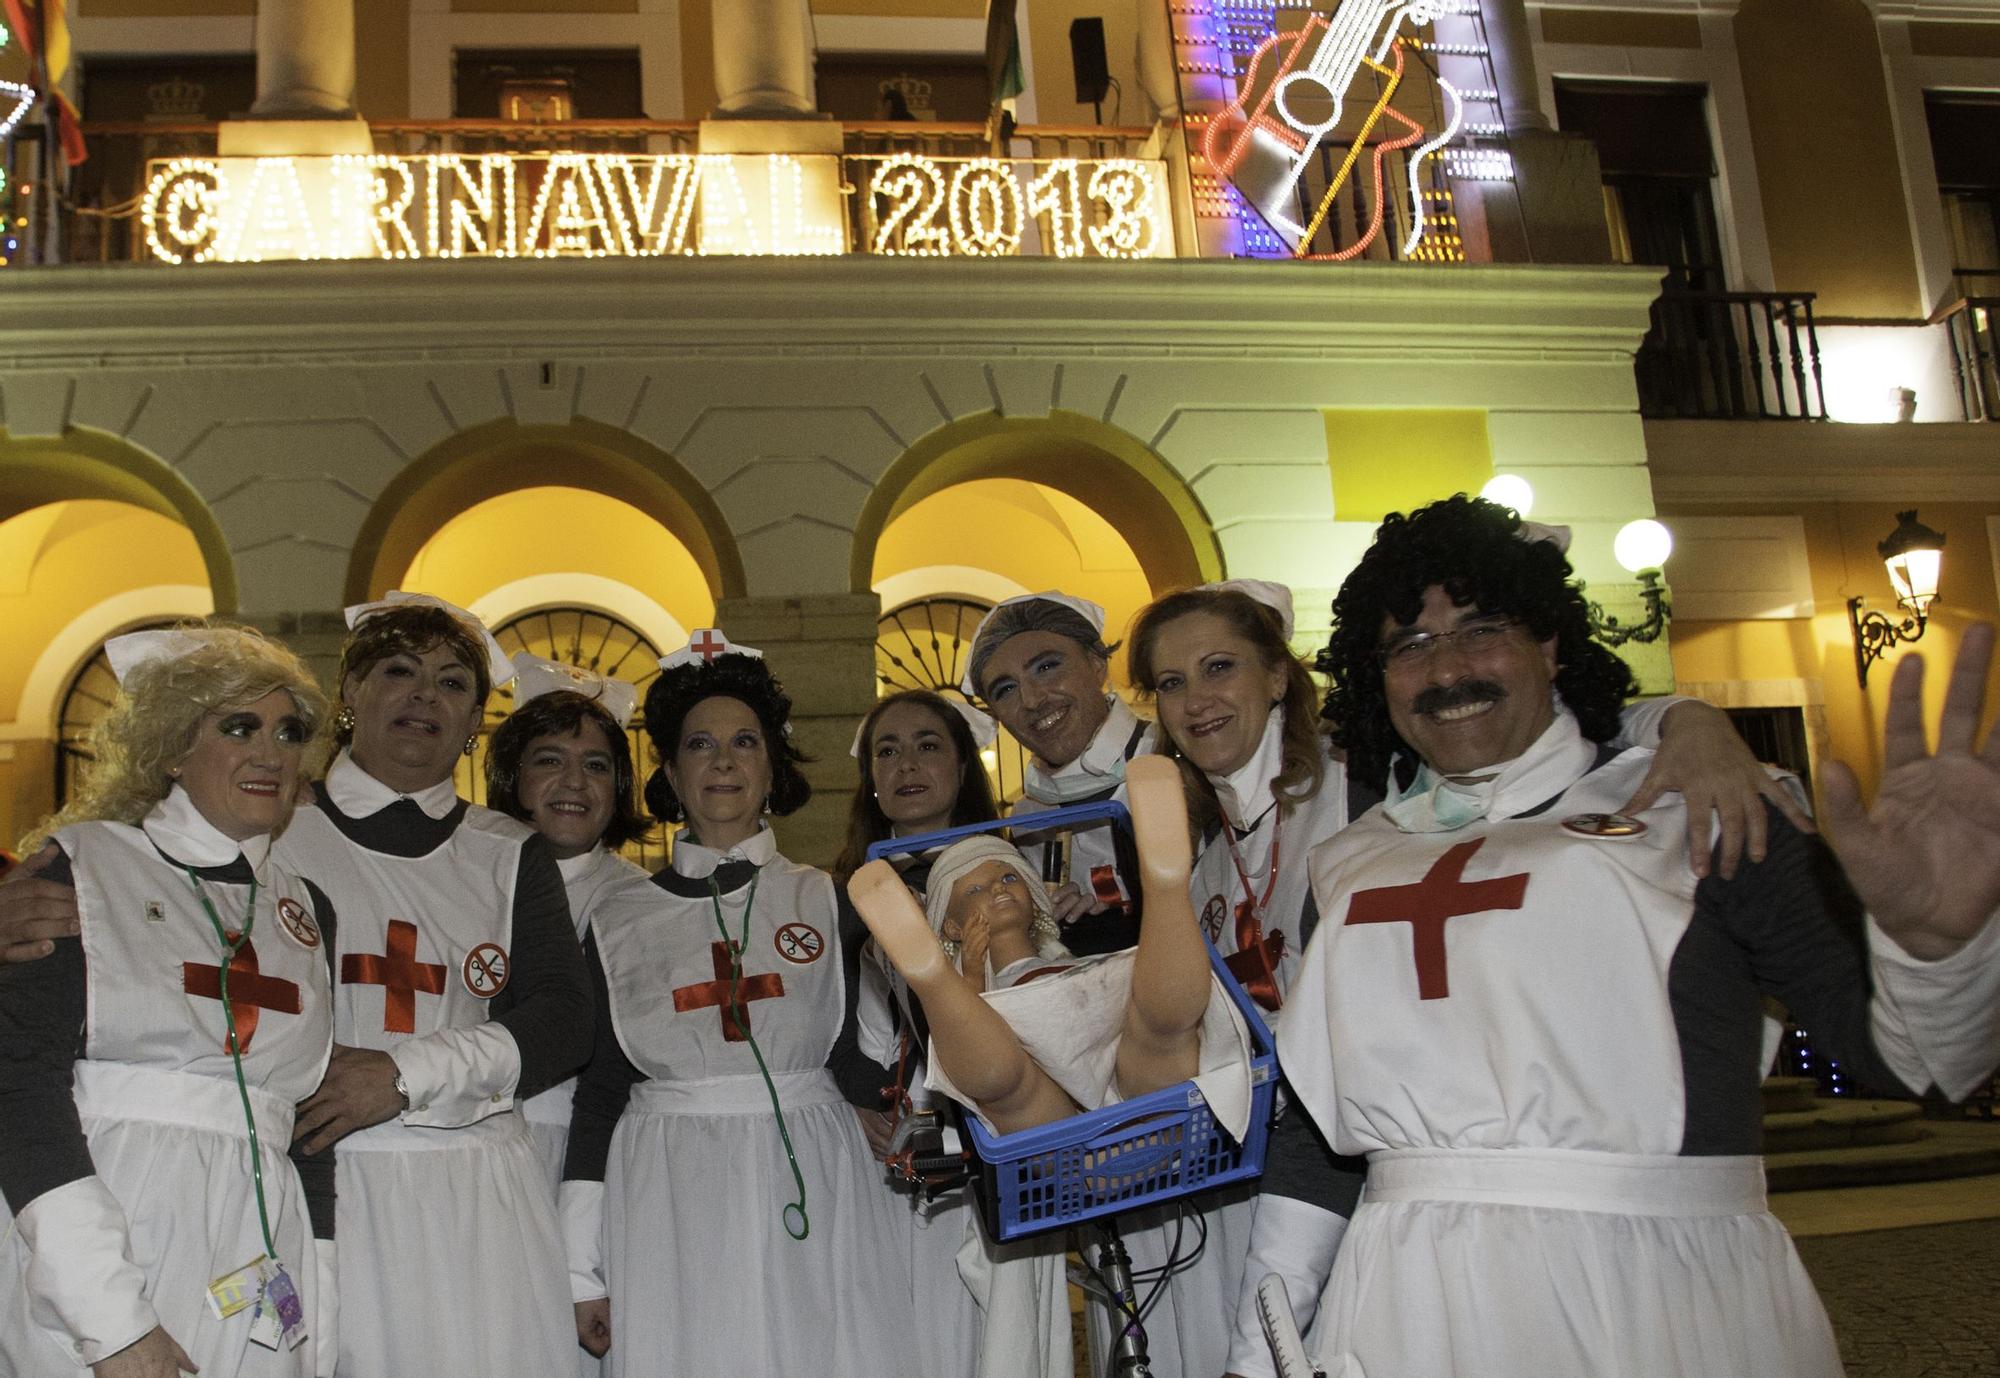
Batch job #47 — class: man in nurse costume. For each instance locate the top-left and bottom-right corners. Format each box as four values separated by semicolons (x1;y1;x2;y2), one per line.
1257;494;2000;1378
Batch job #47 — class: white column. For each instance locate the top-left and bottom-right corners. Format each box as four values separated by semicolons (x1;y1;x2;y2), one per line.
712;0;818;118
1481;0;1551;135
250;0;358;118
1135;0;1181;121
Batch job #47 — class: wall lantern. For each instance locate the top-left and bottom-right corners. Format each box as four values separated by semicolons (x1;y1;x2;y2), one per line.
1848;510;1946;687
1587;519;1674;646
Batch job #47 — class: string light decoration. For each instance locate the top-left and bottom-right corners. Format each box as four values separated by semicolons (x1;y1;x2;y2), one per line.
142;158;225;264
0;80;31;141
946;159;1024;258
137;151;1163;263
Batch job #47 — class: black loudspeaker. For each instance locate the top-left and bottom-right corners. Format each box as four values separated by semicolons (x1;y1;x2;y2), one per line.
1069;18;1111;107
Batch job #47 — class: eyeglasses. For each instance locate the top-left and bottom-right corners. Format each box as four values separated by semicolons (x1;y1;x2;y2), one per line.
1378;616;1522;669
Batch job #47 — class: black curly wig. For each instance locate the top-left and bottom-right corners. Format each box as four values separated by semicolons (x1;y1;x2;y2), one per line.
1317;494;1638;788
640;651;812;827
486;690;652;849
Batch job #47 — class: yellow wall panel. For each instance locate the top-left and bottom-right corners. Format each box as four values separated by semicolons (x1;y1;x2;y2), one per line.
1323;409;1493;523
1909;21;2000;59
451;0;636;9
1732;0;1922;319
399;485;716;632
813;0;983;15
1537;7;1701;49
354;0;411;120
1023;0;1142;126
83;0;254;15
681;0;716;121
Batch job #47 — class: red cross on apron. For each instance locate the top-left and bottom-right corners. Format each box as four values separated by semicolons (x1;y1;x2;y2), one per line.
672;940;785;1041
689;628;729;662
1343;837;1529;1000
341;919;449;1034
183;936;302;1054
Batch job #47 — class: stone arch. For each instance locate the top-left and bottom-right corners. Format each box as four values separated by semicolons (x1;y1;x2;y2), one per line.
0;426;239;612
344;417;747;606
848;410;1224;595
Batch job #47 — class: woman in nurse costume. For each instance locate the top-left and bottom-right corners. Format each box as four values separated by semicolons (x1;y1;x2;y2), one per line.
279;594;592;1378
562;631;917;1377
0;625;337;1378
485;652;651;1192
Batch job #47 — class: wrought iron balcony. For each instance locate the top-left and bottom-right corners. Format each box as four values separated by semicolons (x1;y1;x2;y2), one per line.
1941;297;2000;422
1635;288;1827;421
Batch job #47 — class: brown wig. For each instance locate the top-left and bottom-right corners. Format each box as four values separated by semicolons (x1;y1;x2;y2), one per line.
335;605;493;747
1128;587;1328;821
485;690;652;849
641;652;812;826
831;690;1000;882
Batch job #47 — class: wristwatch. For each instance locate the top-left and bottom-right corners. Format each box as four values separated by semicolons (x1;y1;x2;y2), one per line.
392;1069;411;1113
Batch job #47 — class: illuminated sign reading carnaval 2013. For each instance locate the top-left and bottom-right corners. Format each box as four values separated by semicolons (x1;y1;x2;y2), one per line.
139;151;1173;264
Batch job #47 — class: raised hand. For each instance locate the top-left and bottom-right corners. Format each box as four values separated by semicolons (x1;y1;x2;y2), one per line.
1822;623;2000;961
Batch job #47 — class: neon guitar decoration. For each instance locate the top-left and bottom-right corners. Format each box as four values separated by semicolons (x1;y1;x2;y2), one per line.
1202;1;1463;257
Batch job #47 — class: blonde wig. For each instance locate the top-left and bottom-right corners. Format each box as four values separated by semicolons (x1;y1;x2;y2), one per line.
22;623;330;851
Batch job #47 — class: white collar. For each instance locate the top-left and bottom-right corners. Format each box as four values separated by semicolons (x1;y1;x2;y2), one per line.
142;784;271;874
1207;706;1287;833
671;822;779;878
1384;705;1597;833
325;748;462;821
557;844;608;886
1024;696;1143;804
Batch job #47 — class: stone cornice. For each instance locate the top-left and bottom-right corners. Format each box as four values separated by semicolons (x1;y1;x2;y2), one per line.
1645;418;2000;503
0;258;1665;370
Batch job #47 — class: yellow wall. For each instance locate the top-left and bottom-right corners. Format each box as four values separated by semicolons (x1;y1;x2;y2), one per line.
399;485;716;630
1022;0;1142;126
1323;409;1494;522
1732;0;1922;319
1909;21;2000;59
873;478;1154;675
681;0;716;121
1665;501;2000;802
354;0;412;120
0;500;211;849
1538;7;1701;49
814;0;984;14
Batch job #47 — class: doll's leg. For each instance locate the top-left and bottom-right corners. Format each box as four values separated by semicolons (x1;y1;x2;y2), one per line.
847;862;1079;1133
1114;756;1210;1099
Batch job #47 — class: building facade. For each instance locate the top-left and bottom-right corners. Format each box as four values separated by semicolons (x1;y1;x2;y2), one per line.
1;0;1995;864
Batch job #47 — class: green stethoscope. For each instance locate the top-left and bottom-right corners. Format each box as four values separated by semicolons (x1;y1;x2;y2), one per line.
705;867;811;1241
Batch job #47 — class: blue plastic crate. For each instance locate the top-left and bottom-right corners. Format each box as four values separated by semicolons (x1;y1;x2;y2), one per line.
865;801;1279;1242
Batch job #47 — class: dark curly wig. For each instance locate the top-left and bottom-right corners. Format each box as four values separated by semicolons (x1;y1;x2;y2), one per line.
486;690;652;849
1317;494;1638;788
640;652;812;827
336;605;493;747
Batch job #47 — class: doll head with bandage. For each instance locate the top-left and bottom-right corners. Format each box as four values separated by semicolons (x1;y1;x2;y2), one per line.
923;835;1068;973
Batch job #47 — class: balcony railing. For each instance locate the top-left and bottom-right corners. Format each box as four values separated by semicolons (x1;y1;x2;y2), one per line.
56;119;1160;264
1636;289;1827;420
1941;297;2000;422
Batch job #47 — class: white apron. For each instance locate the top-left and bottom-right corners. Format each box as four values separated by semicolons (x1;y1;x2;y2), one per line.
277;804;574;1378
590;856;918;1378
0;822;332;1378
1286;737;1841;1377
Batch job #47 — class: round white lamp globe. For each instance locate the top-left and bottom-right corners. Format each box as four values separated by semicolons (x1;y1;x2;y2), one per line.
1480;474;1535;517
1613;519;1673;574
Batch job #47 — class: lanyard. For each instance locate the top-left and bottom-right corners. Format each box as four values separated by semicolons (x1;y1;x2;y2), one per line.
182;869;278;1261
1224;807;1283;927
706;869;811;1241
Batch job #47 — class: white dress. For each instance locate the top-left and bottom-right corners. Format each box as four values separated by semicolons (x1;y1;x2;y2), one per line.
0;793;333;1377
1282;710;2000;1378
564;829;919;1378
273;752;583;1378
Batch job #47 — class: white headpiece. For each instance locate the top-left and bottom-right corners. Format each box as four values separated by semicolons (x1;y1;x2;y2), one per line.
657;627;764;672
1198;578;1295;640
510;651;639;728
1518;521;1572;554
104;628;209;684
848;694;998;758
343;592;515;688
958;591;1109;697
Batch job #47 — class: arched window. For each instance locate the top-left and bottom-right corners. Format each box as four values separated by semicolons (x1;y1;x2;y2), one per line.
875;596;1030;803
457;605;665;870
55;621;176;809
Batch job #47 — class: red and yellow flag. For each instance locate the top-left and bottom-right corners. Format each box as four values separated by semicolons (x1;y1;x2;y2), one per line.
1;0;84;163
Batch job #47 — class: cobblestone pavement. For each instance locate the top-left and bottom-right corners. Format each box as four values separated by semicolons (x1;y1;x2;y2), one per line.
1796;1219;2000;1378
